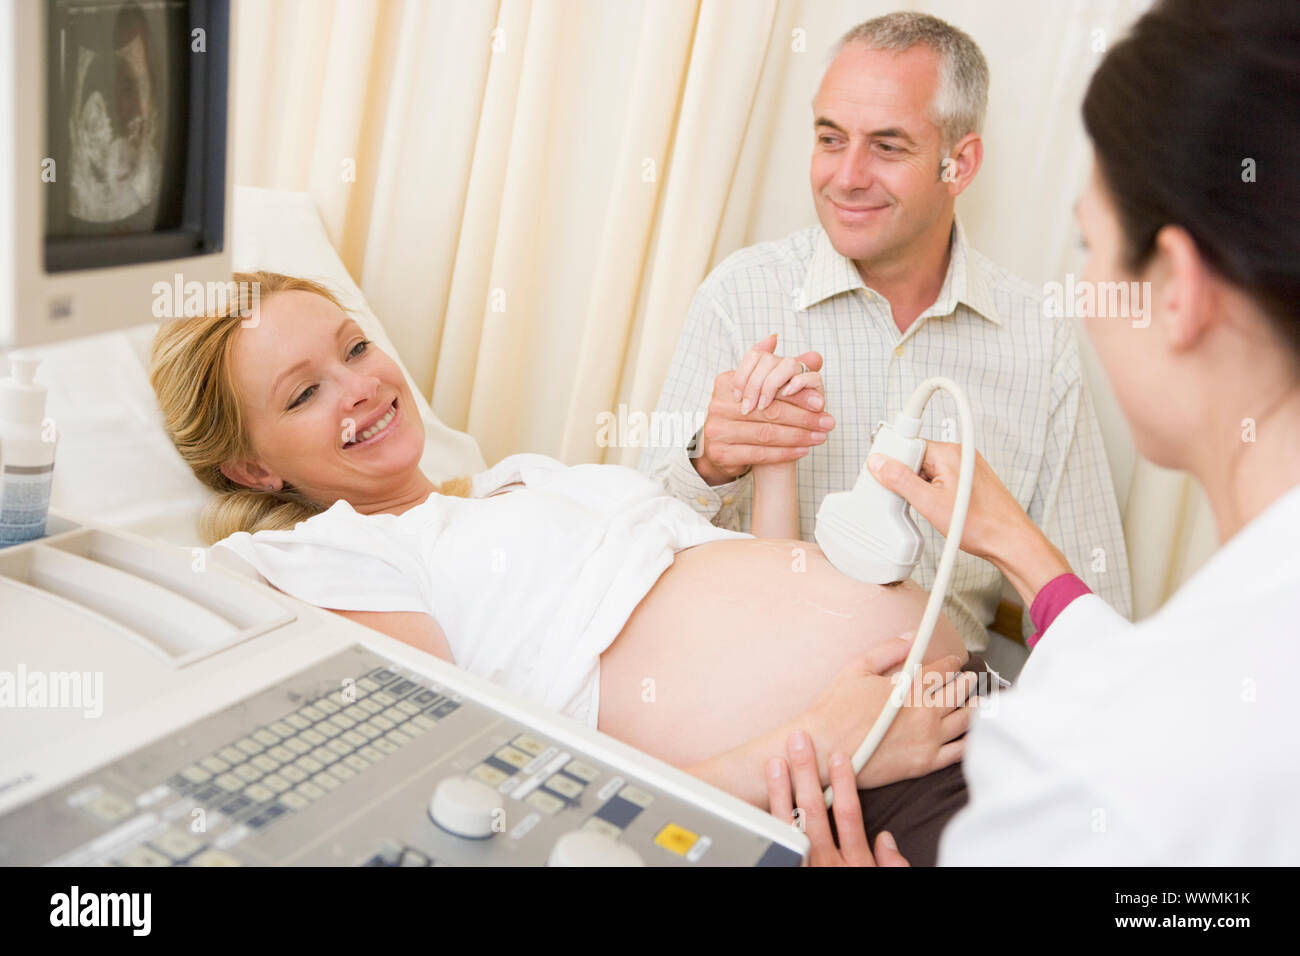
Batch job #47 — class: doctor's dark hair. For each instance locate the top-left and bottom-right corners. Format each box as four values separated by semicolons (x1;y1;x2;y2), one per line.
1082;0;1300;360
149;271;470;545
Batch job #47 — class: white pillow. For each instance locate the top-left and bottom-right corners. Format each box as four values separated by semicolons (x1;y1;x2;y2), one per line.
26;186;486;546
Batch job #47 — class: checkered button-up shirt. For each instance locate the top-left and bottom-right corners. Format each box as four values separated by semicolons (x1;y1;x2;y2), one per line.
638;218;1133;651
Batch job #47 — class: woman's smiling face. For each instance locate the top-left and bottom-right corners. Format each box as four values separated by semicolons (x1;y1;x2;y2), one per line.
222;290;426;506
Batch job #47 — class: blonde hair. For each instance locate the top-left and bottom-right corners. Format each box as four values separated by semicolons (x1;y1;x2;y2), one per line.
149;270;469;545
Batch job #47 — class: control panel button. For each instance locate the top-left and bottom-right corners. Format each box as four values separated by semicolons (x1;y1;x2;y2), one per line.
545;774;583;799
653;823;699;856
582;817;623;838
244;783;275;803
199;756;231;775
279;791;311;812
119;845;171;867
179;765;211;784
525;791;564;815
296;781;327;802
494;745;530;769
469;764;508;787
512;734;547;756
294;756;324;775
619;785;654;808
85;793;135;823
429;776;506;839
312;772;343;792
548;830;644;867
563;760;599;783
151;829;203;861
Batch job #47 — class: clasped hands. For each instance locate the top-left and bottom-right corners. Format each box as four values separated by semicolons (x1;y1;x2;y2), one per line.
692;333;836;485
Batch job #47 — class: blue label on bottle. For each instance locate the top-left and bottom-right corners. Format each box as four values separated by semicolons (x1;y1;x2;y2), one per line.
0;465;54;546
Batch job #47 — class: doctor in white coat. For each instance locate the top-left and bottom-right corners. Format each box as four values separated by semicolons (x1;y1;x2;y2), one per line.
764;0;1300;866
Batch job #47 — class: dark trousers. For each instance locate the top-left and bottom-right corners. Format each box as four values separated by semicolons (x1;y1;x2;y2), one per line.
849;654;995;867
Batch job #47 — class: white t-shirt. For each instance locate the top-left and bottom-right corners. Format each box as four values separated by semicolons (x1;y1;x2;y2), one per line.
214;454;748;728
940;484;1300;865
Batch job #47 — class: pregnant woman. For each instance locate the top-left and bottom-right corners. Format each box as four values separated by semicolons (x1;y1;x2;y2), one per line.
150;271;977;815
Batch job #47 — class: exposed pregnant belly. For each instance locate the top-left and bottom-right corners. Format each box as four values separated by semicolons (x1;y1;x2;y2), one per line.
596;538;967;767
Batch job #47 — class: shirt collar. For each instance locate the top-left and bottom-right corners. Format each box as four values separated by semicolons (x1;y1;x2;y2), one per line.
795;216;1002;326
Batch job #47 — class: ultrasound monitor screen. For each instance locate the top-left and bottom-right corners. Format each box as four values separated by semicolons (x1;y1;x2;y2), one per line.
45;0;191;240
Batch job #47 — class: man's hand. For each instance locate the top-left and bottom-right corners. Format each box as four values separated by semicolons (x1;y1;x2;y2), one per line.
767;731;910;867
693;334;836;486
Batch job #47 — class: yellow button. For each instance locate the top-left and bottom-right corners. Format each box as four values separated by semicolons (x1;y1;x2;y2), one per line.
654;823;699;856
721;495;734;505
893;343;905;357
696;495;709;506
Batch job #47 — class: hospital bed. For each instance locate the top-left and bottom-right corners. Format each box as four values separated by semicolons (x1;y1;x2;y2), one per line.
0;187;809;866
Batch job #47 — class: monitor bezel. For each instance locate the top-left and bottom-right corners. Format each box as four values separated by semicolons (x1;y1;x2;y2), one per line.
43;0;229;274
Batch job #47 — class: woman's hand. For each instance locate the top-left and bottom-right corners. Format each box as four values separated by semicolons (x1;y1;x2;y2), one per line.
767;731;910;867
866;441;1026;560
806;637;978;790
731;333;825;416
867;441;1073;606
737;334;826;538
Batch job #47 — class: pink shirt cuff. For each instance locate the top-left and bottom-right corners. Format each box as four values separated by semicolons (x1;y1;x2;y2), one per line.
1026;573;1093;648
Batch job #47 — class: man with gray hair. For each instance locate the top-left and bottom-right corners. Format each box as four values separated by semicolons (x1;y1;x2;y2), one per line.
640;12;1132;652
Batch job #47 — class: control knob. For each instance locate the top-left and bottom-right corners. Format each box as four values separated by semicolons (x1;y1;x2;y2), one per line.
429;776;505;839
548;829;645;867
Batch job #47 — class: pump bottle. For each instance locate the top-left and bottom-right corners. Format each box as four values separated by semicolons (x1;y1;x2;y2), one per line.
0;352;56;547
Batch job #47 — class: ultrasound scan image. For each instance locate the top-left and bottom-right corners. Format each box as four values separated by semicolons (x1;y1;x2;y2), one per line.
47;1;190;239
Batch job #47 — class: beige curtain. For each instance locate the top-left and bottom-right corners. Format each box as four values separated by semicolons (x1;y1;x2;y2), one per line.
231;0;1208;619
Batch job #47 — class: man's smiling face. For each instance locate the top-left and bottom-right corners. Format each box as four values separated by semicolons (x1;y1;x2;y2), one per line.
810;42;953;269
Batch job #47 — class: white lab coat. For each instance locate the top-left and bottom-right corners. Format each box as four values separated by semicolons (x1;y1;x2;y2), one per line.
939;484;1300;865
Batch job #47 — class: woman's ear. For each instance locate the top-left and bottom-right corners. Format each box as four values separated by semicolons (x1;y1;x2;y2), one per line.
220;458;281;492
1153;224;1213;352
